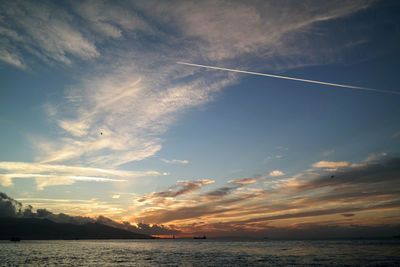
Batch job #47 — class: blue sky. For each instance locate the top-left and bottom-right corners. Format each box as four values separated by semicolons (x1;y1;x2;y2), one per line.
1;0;400;237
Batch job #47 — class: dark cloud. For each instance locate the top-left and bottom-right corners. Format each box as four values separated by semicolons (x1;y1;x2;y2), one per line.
0;192;22;217
136;204;235;224
341;213;355;217
96;215;180;235
138;179;213;202
202;186;237;198
135;189;264;224
133;223;180;235
134;157;400;230
232;199;400;225
0;192;95;224
295;157;400;193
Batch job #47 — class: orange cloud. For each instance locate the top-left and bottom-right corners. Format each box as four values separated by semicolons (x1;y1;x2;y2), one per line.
313;161;348;168
269;170;284;177
228;178;257;184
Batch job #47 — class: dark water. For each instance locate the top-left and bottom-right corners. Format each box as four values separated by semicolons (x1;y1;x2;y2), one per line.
0;239;399;266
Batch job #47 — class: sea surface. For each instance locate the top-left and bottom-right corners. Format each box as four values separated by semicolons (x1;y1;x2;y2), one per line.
0;239;399;266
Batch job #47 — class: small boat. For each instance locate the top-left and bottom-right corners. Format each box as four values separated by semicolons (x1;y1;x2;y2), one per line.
193;235;206;239
10;237;21;242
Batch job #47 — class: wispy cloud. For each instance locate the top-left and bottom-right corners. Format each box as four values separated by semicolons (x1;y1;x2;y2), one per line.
161;159;190;165
138;179;214;203
151;0;373;62
313;161;349;169
0;48;26;69
0;1;100;66
228;178;257;185
0;161;162;189
365;152;387;162
1;0;376;172
38;66;235;168
322;150;334;157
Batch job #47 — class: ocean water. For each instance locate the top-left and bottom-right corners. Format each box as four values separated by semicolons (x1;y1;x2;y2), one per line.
0;239;399;266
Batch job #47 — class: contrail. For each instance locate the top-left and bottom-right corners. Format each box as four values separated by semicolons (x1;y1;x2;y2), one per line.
177;61;400;95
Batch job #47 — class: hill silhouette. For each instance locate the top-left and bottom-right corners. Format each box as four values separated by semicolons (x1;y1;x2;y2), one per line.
0;217;151;240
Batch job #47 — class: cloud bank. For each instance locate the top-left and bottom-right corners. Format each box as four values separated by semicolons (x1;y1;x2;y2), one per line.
130;157;400;237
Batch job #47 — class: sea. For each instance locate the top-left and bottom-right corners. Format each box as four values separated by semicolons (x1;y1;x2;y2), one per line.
0;239;399;266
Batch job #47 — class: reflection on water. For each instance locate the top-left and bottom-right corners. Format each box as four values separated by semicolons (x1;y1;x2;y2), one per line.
0;239;399;266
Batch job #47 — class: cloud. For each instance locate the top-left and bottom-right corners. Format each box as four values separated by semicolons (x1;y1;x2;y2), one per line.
1;192;93;224
16;197;128;218
1;0;376;173
138;179;215;203
133;176;267;224
269;170;285;177
313;161;349;169
232;200;400;225
365;152;387;162
132;157;400;232
112;195;120;199
341;213;355;217
72;1;151;38
322;150;334;157
0;0;152;68
202;187;237;198
0;47;26;69
135;203;234;224
4;157;400;238
0;192;23;217
131;223;180;236
36;61;235;168
0;161;161;189
294;157;400;193
134;182;264;224
161;159;190;165
228;178;257;185
154;0;373;62
0;1;100;66
96;216;180;236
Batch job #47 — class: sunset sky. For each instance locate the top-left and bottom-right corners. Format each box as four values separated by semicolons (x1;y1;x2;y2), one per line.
1;0;400;238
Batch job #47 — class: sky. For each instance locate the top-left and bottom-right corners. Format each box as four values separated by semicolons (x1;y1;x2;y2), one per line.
1;0;400;238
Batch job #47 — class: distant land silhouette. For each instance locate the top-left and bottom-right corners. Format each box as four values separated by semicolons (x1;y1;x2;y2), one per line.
0;191;180;238
0;217;151;240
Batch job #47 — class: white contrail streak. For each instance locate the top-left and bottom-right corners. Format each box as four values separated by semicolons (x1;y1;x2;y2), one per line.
177;61;400;95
